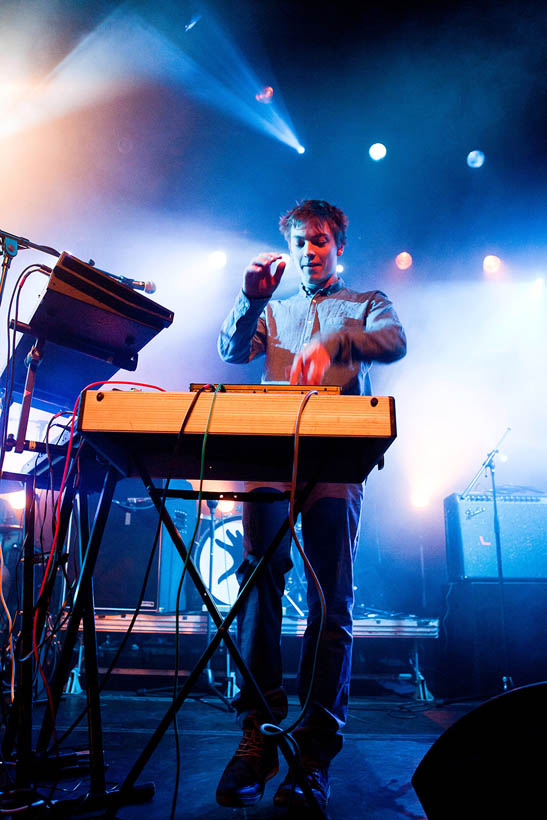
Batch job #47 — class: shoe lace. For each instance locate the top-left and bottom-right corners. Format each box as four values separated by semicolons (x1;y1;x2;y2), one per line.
306;767;327;788
235;726;264;758
300;764;329;793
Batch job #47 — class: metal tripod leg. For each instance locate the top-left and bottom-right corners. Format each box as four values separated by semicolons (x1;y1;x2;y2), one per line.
411;640;434;702
76;488;106;793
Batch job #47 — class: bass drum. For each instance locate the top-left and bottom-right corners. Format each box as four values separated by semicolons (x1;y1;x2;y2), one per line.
190;514;308;616
193;516;243;610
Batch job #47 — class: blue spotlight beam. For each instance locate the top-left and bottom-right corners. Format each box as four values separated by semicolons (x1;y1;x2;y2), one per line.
0;5;303;152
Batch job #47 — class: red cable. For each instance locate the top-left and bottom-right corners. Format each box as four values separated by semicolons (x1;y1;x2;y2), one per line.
31;380;166;756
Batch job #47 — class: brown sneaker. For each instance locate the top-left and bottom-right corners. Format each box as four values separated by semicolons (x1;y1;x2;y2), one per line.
216;718;279;807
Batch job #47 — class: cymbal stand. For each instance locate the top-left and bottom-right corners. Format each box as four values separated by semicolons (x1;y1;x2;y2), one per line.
461;427;513;691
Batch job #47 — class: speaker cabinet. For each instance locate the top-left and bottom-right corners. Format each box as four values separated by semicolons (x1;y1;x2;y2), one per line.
437;580;547;697
412;683;547;819
444;493;547;580
92;479;197;613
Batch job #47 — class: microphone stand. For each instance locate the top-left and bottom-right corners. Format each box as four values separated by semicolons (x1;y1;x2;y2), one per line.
0;228;60;309
461;427;513;691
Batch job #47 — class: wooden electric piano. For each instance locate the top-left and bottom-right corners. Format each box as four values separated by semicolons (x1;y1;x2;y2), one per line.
77;386;397;484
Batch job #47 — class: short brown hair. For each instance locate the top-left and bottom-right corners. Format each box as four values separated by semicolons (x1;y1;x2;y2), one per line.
279;199;349;248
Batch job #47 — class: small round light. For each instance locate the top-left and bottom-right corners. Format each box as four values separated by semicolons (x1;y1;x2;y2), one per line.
256;86;274;103
6;490;26;511
336;263;344;273
467;150;485;168
483;255;502;275
296;145;306;154
369;143;387;161
411;490;430;509
395;252;413;270
208;250;227;269
218;499;235;514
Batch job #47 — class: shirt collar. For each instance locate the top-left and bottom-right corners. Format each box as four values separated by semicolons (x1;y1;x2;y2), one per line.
300;277;344;298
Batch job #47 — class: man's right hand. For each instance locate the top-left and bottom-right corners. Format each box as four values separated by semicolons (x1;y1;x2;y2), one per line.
243;253;286;299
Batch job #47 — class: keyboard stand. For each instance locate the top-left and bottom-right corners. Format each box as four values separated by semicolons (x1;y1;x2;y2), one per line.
111;457;328;818
16;455;327;818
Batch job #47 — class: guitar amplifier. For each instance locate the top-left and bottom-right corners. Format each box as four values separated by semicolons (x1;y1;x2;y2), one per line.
444;493;547;580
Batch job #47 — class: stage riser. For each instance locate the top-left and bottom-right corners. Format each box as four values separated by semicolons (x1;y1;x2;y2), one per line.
89;631;430;695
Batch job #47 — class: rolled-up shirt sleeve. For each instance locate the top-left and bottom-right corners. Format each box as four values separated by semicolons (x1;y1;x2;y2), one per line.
218;290;270;363
318;291;406;365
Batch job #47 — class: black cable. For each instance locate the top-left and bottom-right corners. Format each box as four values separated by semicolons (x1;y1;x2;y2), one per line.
260;390;328;743
44;414;73;535
440;582;455;649
47;498;164;752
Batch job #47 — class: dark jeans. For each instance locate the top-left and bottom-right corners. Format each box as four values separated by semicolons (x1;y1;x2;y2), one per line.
232;485;363;765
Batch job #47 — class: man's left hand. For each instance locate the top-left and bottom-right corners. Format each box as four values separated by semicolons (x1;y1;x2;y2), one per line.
290;340;331;385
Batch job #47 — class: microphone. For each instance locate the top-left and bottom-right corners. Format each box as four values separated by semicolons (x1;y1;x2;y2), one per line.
105;273;156;293
88;261;157;293
115;275;156;294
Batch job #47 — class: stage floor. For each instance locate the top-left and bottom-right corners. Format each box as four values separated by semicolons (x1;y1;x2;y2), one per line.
15;686;476;819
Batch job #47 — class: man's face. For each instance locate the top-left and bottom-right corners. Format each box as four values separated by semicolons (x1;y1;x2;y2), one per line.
289;219;343;293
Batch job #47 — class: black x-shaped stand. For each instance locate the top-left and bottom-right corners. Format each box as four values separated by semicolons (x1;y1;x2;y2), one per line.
6;455;328;818
113;457;328;817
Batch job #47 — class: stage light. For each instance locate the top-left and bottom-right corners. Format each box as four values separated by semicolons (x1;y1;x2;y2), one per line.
411;489;431;509
256;86;274;103
483;255;502;275
369;143;387;161
0;7;304;155
218;499;235;514
296;145;305;154
336;264;344;273
184;14;201;32
6;491;26;511
467;150;485;168
395;252;413;270
208;250;227;269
